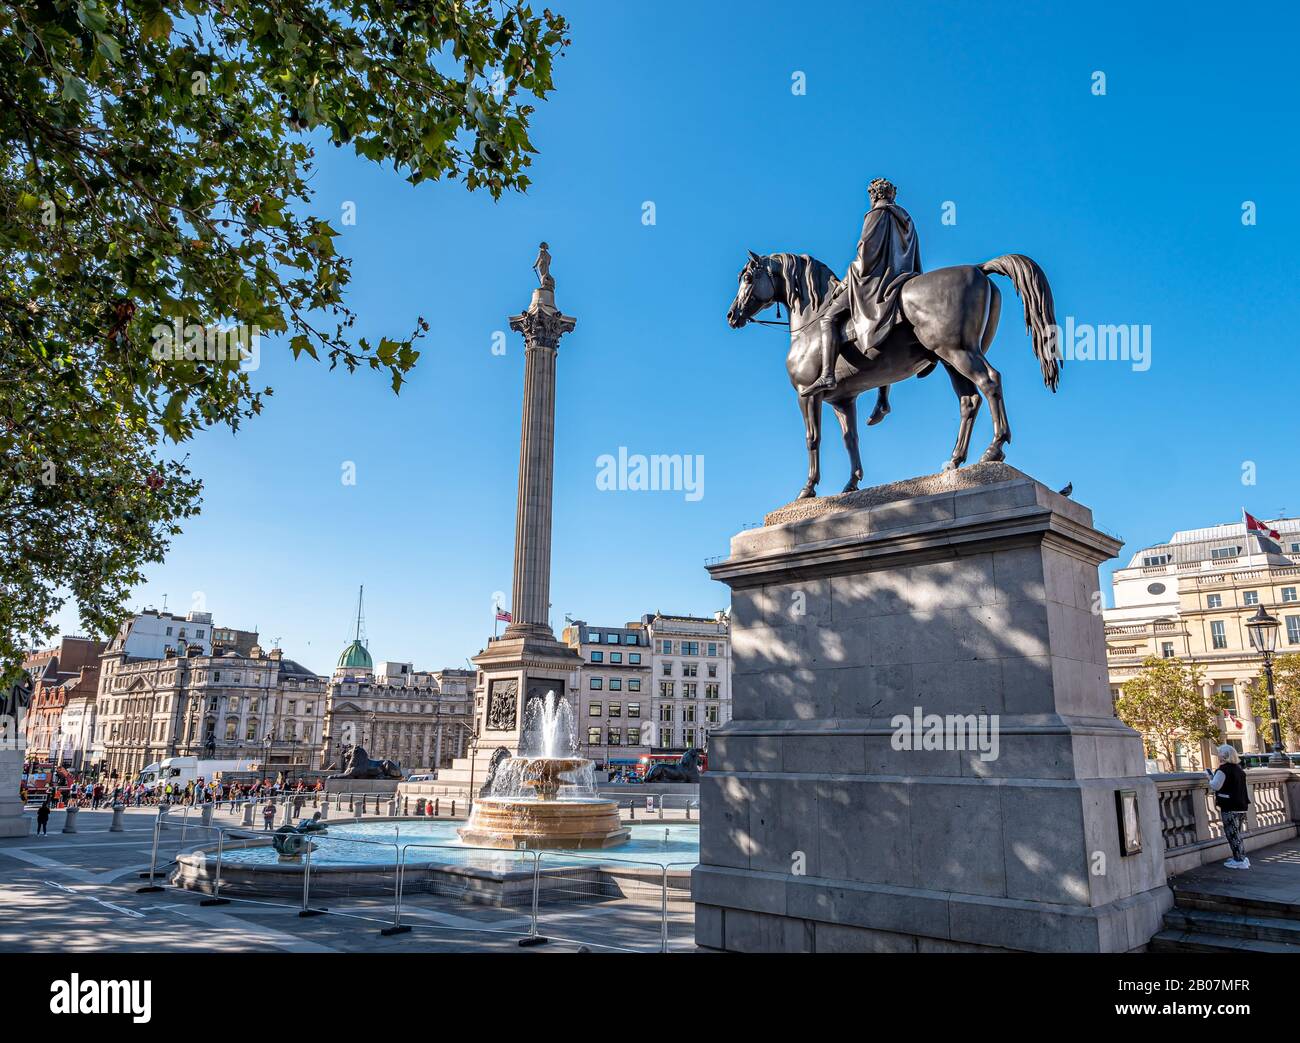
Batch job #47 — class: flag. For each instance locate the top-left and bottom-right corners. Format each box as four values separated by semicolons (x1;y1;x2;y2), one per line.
495;609;512;623
1244;510;1281;541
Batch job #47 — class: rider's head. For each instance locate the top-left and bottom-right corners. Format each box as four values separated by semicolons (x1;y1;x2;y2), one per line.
868;177;897;205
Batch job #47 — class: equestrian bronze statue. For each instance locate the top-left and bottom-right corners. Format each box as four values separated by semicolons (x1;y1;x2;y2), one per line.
726;178;1059;500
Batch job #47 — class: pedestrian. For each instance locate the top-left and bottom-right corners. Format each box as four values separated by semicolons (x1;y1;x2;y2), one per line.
1209;744;1252;869
262;802;275;831
36;800;51;836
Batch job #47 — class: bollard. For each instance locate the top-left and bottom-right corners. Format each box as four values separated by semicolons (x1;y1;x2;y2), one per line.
347;795;354;812
319;803;329;821
62;804;79;833
201;803;214;827
434;798;440;817
450;799;456;818
157;805;171;832
110;802;125;832
281;801;294;826
242;802;254;827
387;798;397;817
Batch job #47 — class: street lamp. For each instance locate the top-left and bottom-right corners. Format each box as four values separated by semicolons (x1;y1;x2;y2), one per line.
1245;605;1290;768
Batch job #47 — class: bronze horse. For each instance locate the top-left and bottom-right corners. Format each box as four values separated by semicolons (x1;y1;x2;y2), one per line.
726;251;1059;499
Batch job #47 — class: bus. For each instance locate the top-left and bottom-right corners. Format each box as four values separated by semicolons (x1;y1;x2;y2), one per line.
21;762;71;801
634;750;708;780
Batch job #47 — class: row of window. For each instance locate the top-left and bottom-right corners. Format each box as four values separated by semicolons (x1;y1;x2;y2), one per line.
589;701;641;717
589;650;641;665
1205;587;1297;609
1206;614;1300;650
589;677;641;691
658;682;721;698
583;726;711;747
655;640;721;656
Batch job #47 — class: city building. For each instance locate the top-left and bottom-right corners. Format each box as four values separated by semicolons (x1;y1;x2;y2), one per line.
318;591;475;771
93;610;324;780
562;620;651;770
645;612;732;755
21;636;106;768
1103;515;1300;770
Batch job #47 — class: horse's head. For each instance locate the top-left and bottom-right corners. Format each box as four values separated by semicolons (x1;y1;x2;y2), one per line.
727;250;776;328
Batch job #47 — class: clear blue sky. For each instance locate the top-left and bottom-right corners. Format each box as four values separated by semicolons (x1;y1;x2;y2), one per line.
52;0;1299;673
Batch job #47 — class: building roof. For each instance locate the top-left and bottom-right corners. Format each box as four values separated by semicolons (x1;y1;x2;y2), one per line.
337;639;373;670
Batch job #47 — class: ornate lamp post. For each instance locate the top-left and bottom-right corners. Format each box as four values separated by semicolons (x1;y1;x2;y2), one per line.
1245;605;1290;768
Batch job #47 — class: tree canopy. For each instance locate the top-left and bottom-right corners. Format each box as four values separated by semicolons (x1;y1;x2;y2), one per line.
0;0;569;682
1115;655;1218;770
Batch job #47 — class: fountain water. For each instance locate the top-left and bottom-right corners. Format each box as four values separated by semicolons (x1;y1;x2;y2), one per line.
458;692;630;849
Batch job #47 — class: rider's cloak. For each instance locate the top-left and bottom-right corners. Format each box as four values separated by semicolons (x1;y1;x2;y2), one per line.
843;201;922;350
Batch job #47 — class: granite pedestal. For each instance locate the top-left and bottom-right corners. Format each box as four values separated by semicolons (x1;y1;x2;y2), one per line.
0;743;31;838
694;463;1171;952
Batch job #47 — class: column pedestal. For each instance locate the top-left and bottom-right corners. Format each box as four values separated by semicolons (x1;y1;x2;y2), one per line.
695;463;1171;952
0;737;31;838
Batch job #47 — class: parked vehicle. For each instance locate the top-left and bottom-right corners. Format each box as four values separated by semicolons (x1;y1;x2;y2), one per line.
136;755;254;793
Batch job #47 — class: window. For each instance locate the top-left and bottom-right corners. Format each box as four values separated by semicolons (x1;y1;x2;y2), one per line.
609;678;622;691
246;721;258;741
660;682;674;698
683;683;697;698
589;677;603;690
657;729;673;748
229;695;240;712
628;678;641;692
658;640;673;654
707;642;718;656
1287;616;1300;646
590;651;603;663
609;702;622;718
302;724;313;742
705;683;720;698
624;634;637;645
588;631;601;644
1291;542;1300;554
1210;546;1241;560
605;633;619;644
1142;554;1170;567
627;702;641;719
706;705;720;724
610;652;622;664
684;704;696;722
659;704;674;722
1210;621;1227;649
627;727;641;745
682;641;700;656
589;702;602;717
608;729;621;746
224;721;236;740
1244;590;1259;606
1284;587;1298;603
1206;594;1222;609
661;661;673;676
684;728;696;747
708;663;718;678
629;653;641;665
682;663;698;678
1160;643;1175;659
587;727;602;745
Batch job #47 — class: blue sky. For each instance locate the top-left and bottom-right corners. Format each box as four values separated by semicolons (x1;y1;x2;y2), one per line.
53;0;1299;673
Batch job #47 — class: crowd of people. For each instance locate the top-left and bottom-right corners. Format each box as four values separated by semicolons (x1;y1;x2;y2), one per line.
20;774;325;811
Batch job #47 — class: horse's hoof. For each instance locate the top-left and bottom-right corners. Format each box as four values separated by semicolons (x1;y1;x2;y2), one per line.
867;406;890;427
841;482;859;494
797;485;817;500
942;460;960;472
979;449;1005;464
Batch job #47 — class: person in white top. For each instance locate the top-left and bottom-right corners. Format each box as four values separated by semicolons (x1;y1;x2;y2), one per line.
1208;744;1251;870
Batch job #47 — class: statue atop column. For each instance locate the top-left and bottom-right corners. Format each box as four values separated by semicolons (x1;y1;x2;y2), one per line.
532;241;554;290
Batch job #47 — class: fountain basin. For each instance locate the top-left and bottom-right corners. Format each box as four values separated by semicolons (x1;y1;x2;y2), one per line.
458;796;631;849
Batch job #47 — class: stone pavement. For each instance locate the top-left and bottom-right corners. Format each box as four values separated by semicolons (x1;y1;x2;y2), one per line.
0;806;693;953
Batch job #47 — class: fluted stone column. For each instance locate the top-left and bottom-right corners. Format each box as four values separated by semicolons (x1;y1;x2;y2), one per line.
505;289;576;639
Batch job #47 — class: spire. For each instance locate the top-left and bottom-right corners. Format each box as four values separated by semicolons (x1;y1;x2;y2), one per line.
337;585;373;672
354;584;366;644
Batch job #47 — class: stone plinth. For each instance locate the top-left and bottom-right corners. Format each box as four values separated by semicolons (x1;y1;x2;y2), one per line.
694;463;1171;952
0;743;31;838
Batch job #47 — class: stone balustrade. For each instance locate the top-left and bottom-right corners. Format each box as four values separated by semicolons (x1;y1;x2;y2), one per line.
1154;769;1299;875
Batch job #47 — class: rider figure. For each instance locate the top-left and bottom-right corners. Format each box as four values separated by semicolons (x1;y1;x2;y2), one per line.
802;177;922;397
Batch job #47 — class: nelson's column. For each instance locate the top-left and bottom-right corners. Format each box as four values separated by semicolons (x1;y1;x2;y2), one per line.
438;246;582;794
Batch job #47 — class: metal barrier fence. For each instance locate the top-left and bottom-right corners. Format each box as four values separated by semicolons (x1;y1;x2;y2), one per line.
138;819;698;951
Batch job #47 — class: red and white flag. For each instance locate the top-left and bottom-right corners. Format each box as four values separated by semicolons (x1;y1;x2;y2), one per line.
1244;510;1281;541
494;609;512;623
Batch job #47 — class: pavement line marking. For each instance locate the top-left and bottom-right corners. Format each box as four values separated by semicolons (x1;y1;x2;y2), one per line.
166;905;339;953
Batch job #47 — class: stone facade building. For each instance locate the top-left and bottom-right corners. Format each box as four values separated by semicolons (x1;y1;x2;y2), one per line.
645;611;731;755
1104;515;1300;770
93;611;323;780
320;634;474;772
562;620;651;769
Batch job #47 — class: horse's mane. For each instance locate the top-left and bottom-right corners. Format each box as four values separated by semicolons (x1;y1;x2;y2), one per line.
771;252;838;314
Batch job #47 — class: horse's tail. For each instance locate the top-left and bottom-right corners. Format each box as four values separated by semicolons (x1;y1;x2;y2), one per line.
980;254;1059;391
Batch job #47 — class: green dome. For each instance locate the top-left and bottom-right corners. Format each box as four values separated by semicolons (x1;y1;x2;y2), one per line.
337;639;372;670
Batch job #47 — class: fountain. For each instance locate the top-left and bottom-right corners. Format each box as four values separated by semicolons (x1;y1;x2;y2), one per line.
457;692;631;849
